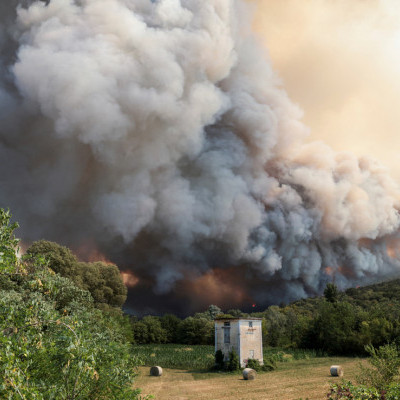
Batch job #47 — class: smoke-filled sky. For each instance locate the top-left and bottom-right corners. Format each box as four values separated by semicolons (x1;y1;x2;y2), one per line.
251;0;400;180
2;0;400;315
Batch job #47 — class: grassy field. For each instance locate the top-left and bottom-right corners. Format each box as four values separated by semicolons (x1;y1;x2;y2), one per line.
135;356;365;400
132;345;215;370
132;345;361;399
131;345;327;370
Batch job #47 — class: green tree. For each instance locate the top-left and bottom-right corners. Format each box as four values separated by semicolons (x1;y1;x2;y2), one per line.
306;301;363;354
132;316;167;344
324;283;339;303
0;209;145;399
77;261;127;308
193;305;222;321
178;317;214;345
27;240;78;278
207;304;222;320
0;208;20;273
226;309;245;318
27;241;127;309
264;305;287;347
160;314;182;343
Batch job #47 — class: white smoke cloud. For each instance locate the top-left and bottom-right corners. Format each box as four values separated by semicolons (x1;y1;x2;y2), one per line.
1;0;400;312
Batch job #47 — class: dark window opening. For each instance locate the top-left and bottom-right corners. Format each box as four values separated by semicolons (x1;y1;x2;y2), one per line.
224;327;230;344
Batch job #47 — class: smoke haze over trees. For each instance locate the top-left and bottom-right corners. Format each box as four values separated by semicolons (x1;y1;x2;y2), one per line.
1;0;400;314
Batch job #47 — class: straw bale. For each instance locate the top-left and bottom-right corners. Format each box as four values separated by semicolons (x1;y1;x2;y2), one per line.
150;366;163;376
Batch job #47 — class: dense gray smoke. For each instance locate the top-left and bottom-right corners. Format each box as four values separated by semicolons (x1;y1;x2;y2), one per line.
1;0;400;314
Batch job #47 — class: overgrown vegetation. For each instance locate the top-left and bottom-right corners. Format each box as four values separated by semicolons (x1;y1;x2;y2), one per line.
131;344;320;371
129;280;400;357
327;343;400;399
246;358;276;372
358;344;400;391
27;240;127;310
225;349;240;371
131;344;215;370
0;209;145;399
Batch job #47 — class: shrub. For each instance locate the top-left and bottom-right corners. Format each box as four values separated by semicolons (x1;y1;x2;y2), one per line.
0;269;144;399
215;349;224;369
327;381;381;399
358;343;400;391
327;344;400;399
0;209;146;399
225;349;240;371
327;381;400;399
247;358;261;370
247;358;276;372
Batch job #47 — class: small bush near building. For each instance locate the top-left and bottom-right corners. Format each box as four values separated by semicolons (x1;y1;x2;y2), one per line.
247;358;276;372
214;349;224;369
225;349;240;371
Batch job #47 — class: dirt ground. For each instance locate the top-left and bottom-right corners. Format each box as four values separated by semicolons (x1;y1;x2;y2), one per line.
135;357;364;400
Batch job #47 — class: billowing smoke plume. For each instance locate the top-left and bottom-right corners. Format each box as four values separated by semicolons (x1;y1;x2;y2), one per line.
1;0;400;315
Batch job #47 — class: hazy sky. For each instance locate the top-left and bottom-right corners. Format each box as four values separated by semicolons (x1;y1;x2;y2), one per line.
251;0;400;179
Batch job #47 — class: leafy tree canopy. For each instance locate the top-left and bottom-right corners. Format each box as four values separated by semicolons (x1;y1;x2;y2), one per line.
27;240;127;309
0;209;145;399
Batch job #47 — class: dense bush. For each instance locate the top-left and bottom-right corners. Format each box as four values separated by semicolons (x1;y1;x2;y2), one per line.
246;358;276;372
327;382;383;399
27;240;127;309
214;349;224;369
358;344;400;391
328;382;400;400
226;349;240;371
132;315;168;344
0;209;145;399
178;316;214;345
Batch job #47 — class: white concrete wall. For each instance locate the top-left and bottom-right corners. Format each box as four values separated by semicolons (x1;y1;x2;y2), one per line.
215;319;263;368
215;320;240;361
238;319;263;367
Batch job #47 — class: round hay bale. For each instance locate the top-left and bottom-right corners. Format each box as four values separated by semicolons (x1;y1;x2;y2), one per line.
243;368;257;380
150;366;163;377
330;365;343;377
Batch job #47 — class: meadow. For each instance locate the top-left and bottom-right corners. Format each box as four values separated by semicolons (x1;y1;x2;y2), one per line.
132;344;215;370
135;355;363;400
132;344;328;370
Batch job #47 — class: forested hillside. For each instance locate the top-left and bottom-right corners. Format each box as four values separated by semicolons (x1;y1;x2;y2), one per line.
129;281;400;356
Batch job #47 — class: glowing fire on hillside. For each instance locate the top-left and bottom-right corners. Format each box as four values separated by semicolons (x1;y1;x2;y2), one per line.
386;238;400;259
181;268;254;310
74;241;114;264
120;271;140;288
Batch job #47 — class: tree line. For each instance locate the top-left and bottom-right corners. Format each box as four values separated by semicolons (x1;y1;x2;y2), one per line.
129;282;400;354
16;225;400;355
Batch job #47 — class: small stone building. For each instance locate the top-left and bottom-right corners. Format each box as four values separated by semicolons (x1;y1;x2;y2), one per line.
214;317;263;368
